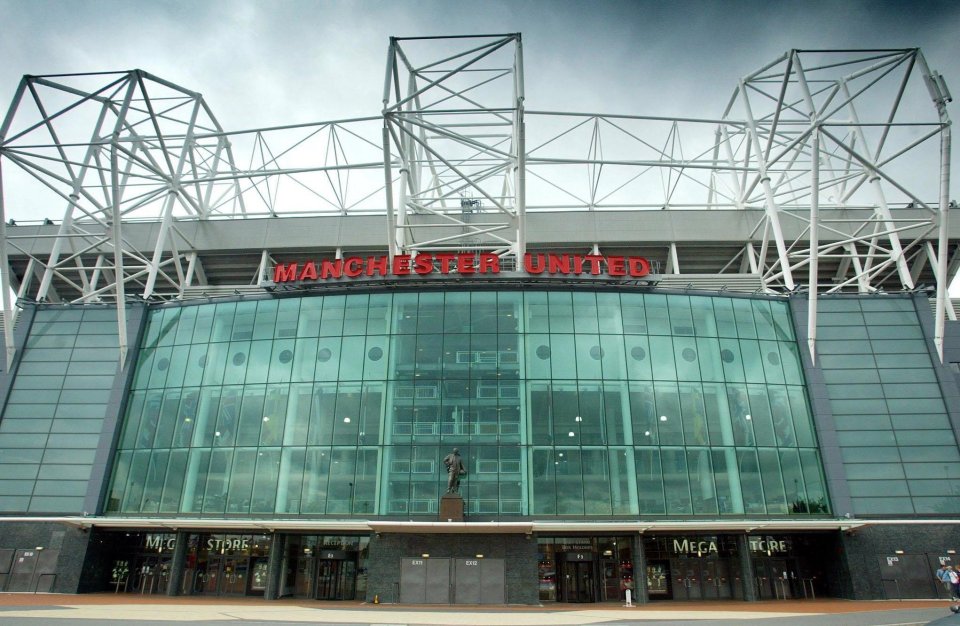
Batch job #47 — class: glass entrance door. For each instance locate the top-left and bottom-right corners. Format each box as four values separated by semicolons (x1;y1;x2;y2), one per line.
220;557;248;595
131;556;171;595
672;559;702;600
754;558;795;599
670;559;736;600
198;555;221;594
560;560;595;602
316;559;356;600
701;559;734;600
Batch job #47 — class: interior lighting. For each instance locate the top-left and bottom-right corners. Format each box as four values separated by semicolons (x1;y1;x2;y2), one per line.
659;416;667;422
343;416;351;423
475;554;484;558
421;553;430;558
644;431;651;437
568;431;575;437
574;416;582;422
745;414;752;421
262;416;270;422
895;550;904;554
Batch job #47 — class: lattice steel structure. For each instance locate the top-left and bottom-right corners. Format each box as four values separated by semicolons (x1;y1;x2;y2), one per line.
0;37;953;365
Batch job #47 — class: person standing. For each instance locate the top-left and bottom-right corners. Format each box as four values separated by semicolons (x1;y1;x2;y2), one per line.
938;564;959;600
937;564;951;598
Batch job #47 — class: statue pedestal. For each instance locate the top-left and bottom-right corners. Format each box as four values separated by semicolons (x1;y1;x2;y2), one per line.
440;494;464;522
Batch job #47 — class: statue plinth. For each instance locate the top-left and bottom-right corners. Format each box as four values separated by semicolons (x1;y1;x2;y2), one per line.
440;494;464;522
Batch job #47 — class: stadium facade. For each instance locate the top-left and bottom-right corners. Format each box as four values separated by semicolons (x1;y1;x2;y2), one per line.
0;35;957;604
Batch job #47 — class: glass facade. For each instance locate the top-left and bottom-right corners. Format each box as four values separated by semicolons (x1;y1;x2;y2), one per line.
105;290;828;518
0;307;123;513
816;297;960;515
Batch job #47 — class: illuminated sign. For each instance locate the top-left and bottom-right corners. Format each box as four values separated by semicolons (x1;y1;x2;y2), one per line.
272;252;652;284
748;537;789;554
144;534;176;551
207;537;249;551
673;538;718;555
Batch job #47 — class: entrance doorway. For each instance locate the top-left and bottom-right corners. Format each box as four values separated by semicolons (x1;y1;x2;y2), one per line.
559;557;595;602
538;536;634;604
130;556;172;595
289;552;357;600
282;536;368;600
184;533;271;597
670;558;737;600
754;557;797;600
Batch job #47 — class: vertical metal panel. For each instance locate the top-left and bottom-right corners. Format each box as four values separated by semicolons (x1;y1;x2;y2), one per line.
399;557;427;603
480;558;505;604
454;558;481;604
425;558;451;604
6;549;39;591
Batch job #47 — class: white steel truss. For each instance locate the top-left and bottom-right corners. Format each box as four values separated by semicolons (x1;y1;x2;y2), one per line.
382;34;525;259
0;42;952;365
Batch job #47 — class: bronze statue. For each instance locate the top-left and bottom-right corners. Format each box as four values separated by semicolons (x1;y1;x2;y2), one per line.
442;448;466;494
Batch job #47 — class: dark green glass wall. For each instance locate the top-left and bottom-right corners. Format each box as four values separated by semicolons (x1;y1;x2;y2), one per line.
816;297;960;515
0;308;121;513
105;291;828;518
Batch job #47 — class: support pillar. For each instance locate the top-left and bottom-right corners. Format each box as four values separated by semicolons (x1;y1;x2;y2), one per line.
166;530;188;596
737;534;757;602
632;533;648;604
264;532;285;600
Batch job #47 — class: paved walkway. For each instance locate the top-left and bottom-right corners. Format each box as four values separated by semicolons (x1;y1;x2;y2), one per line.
0;594;955;624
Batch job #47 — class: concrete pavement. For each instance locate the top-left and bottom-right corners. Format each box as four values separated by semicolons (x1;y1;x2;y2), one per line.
0;594;955;624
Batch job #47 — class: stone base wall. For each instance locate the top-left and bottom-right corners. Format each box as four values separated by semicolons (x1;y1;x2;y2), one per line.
0;522;92;593
365;532;539;604
840;524;960;599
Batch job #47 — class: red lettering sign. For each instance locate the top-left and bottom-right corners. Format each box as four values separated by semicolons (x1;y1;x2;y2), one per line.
271;253;653;283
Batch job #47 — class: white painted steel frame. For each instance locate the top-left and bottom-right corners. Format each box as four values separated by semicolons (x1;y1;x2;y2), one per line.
0;44;952;363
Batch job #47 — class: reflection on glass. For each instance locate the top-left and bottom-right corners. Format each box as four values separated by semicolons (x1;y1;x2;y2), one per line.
106;291;826;519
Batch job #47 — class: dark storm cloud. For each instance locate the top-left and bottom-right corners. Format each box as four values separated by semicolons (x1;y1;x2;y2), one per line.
3;0;956;127
0;0;956;219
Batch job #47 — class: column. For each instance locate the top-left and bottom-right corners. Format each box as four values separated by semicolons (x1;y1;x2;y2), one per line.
737;534;757;602
632;533;649;604
166;531;188;596
264;532;285;600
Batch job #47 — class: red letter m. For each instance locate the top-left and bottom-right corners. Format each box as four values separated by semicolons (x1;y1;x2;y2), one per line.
273;263;298;283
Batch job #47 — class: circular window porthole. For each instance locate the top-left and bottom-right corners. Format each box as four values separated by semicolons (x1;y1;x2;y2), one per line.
630;346;647;361
589;345;604;360
278;349;293;364
156;357;169;371
232;352;246;366
681;348;697;362
767;351;781;366
368;346;384;361
536;345;551;360
317;348;333;362
720;349;735;363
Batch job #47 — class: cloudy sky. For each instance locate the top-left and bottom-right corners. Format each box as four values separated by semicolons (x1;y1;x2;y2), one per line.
1;1;957;292
2;0;957;134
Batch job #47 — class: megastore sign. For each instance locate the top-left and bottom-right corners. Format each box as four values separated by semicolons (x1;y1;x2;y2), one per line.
272;252;652;284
